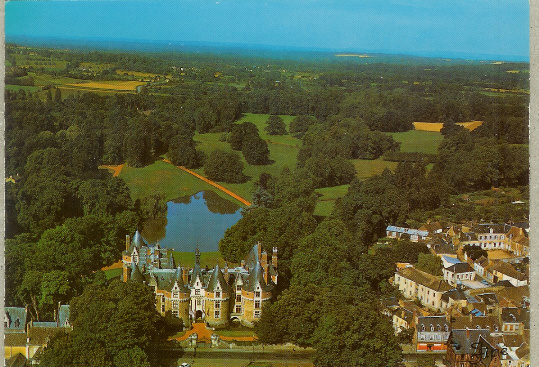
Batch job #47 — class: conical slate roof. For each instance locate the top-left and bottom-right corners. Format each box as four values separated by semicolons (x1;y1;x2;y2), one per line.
243;261;273;292
132;230;147;248
206;264;230;293
167;267;189;293
130;262;145;283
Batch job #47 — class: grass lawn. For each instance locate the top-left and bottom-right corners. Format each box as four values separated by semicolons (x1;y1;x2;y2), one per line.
103;268;122;280
314;184;350;217
172;251;232;268
214;329;256;337
388;130;444;154
353;158;398;179
5;85;41;93
119;160;245;205
192;113;301;201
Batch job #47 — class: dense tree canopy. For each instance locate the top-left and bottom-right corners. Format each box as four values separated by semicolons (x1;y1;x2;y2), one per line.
39;280;161;367
203;149;247;183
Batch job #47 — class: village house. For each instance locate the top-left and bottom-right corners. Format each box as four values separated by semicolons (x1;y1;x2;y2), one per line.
4;305;71;362
474;256;490;277
122;231;277;328
386;225;429;242
445;329;501;367
494;334;530;367
444;262;476;286
416;315;451;352
484;261;527;287
500;308;529;335
394;267;453;311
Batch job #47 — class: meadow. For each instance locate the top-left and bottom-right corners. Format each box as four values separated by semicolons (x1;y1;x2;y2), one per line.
388;130;444;154
64;80;146;91
118;160;240;204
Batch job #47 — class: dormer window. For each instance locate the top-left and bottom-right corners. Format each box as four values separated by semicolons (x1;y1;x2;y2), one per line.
422;325;425;331
236;285;241;291
173;292;179;298
445;325;448;332
437;325;441;331
430;325;434;332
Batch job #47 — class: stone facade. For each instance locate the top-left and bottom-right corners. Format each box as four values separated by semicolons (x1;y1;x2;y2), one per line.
122;231;277;328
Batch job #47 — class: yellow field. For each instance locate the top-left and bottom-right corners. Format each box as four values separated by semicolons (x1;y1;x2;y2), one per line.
413;121;483;132
64;80;146;91
116;69;165;78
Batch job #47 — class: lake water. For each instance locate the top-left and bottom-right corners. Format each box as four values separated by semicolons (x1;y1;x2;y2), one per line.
141;191;243;252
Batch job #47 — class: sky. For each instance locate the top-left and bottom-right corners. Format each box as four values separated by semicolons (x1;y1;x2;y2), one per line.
5;0;530;60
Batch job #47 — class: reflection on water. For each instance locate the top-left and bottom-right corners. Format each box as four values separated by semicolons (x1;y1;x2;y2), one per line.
141;191;243;252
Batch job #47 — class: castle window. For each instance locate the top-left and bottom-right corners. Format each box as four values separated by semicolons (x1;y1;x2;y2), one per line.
161;304;165;313
215;301;221;309
195;289;200;295
255;291;261;298
173;301;179;309
215;310;220;319
236;295;241;302
173;292;179;298
254;310;261;318
255;301;261;309
197;299;201;306
236;285;241;291
235;305;242;313
215;291;221;298
172;310;179;317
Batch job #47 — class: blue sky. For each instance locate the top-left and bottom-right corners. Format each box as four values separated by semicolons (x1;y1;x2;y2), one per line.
5;0;530;60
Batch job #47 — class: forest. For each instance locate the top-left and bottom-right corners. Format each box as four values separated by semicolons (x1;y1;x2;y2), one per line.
5;43;529;366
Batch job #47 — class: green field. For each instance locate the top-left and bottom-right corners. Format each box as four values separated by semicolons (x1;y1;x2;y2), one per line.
314;184;350;217
119;160;242;204
5;85;41;92
172;251;230;268
353;158;398;179
191;113;301;200
103;268;122;280
388;130;444;154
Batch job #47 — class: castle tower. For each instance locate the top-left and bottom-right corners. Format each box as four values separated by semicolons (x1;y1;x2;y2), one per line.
204;264;231;328
168;267;191;329
241;261;273;327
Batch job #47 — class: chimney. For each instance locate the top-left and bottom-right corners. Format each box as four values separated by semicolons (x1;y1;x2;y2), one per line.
241;260;245;269
466;327;470;338
263;263;269;285
469;313;473;323
182;268;189;284
272;247;278;267
126;235;131;251
223;264;229;282
257;241;262;259
261;251;268;268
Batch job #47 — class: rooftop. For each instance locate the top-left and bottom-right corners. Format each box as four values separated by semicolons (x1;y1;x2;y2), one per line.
397;267;453;292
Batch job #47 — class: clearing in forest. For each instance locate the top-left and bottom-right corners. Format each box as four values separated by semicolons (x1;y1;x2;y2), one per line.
64;80;146;91
413;121;483;132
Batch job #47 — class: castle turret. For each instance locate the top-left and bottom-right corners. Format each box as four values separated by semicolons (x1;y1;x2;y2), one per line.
204;264;231;328
241;261;273;327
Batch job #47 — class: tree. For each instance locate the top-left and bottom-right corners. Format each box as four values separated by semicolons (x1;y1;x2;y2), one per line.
264;115;287;135
203;149;247;183
39;280;160;367
415;253;443;276
289;115;318;138
463;244;488;261
167;135;202;168
242;135;270;165
312;302;402;367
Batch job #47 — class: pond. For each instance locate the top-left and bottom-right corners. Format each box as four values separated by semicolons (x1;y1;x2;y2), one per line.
141;191;243;252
